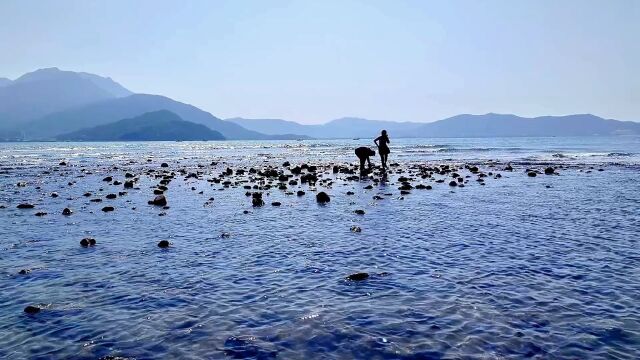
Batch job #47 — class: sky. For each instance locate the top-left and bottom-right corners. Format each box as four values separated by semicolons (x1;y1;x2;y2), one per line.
0;0;638;124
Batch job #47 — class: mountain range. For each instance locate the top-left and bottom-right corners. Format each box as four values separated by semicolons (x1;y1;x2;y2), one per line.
0;67;638;141
229;114;640;138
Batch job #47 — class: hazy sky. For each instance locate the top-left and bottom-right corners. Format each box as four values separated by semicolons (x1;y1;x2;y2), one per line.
1;0;638;124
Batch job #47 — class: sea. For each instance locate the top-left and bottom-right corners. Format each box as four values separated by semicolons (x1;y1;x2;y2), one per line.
0;136;639;359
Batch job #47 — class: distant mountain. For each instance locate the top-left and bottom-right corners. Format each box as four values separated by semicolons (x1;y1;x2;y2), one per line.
57;110;224;141
21;93;306;140
0;78;11;87
228;117;423;139
230;114;640;138
410;113;640;137
0;68;132;127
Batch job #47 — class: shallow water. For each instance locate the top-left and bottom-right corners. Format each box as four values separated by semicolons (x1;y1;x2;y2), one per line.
1;137;639;359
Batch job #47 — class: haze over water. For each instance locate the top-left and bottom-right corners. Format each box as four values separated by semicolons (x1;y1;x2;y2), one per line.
1;137;639;359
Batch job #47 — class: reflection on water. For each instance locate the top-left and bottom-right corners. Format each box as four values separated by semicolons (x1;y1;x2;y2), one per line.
0;138;639;359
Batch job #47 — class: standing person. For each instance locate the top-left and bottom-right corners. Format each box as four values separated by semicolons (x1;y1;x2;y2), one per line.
374;130;390;169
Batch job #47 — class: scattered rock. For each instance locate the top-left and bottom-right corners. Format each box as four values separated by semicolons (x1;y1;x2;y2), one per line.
17;203;35;209
101;206;115;212
106;194;117;199
449;181;458;187
149;195;167;206
24;305;41;314
545;167;555;175
316;192;330;203
157;240;170;248
346;272;369;281
103;176;113;182
296;190;305;196
80;238;96;247
527;171;537;177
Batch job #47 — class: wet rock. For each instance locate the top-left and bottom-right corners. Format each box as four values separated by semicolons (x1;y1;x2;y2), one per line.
346;272;369;281
35;212;47;217
90;198;103;203
346;191;355;195
354;209;365;215
449;181;458;187
80;238;96;247
316;192;330;203
157;240;170;248
544;167;555;175
59;161;67;166
50;192;59;198
149;195;167;206
400;190;411;195
252;192;264;207
282;161;290;167
17;203;35;209
18;269;31;275
527;171;537;177
62;208;73;216
113;180;122;186
102;206;115;212
350;226;362;233
103;176;113;182
271;201;281;206
505;164;513;171
106;194;117;199
83;192;92;197
161;163;169;168
125;172;135;178
24;305;41;314
296;190;305;196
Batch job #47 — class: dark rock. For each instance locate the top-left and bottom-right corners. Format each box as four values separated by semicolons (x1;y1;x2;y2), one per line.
346;272;369;281
24;305;41;314
544;167;555;175
113;181;122;185
354;209;365;215
271;201;281;206
105;194;117;199
449;181;458;186
346;191;355;195
103;176;112;182
80;238;96;247
102;206;115;212
161;163;169;168
350;226;362;233
150;195;167;206
505;164;513;171
527;171;537;177
35;212;47;216
50;192;59;198
157;240;170;248
62;208;73;216
316;192;330;203
296;190;305;196
17;203;34;209
18;269;31;275
90;198;102;203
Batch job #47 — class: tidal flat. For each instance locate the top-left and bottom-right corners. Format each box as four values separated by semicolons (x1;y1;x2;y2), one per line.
1;139;639;359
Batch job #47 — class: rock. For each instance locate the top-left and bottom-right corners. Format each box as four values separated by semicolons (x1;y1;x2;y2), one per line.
252;198;265;207
125;172;135;178
346;272;369;281
101;206;115;212
150;195;167;206
157;240;170;248
50;192;59;198
24;305;41;314
34;212;47;216
17;203;35;209
161;163;169;168
354;209;365;215
103;176;113;182
544;167;555;175
505;164;513;171
18;269;31;275
113;181;122;185
346;191;355;195
80;238;96;247
62;208;73;216
282;161;290;167
316;192;330;203
296;190;305;196
271;201;281;206
449;181;458;187
527;171;537;177
105;194;117;199
350;226;362;233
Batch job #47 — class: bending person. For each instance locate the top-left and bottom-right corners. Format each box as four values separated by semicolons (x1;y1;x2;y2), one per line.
355;146;375;173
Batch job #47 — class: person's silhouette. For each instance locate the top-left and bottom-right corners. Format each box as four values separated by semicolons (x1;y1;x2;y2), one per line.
374;130;390;169
355;146;375;173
